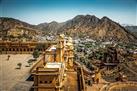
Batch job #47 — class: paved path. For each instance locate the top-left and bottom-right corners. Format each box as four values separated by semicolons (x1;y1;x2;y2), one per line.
64;70;79;91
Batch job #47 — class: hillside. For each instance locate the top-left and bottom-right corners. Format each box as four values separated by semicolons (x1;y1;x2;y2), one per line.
0;15;137;42
37;21;64;34
124;26;137;37
0;17;43;41
37;15;137;42
58;15;137;42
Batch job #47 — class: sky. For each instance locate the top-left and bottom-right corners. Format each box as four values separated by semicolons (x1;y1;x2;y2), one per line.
0;0;136;25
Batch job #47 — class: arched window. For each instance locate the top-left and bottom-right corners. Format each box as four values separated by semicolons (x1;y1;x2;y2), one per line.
40;81;42;83
30;48;33;51
2;48;4;51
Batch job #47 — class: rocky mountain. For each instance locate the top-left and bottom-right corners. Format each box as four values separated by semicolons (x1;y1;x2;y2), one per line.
1;15;137;42
58;15;100;33
0;17;37;30
124;26;137;32
0;17;43;41
37;21;64;33
124;26;137;37
36;15;136;42
57;15;137;42
36;22;48;30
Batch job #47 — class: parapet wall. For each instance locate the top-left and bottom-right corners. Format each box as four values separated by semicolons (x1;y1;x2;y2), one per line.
101;82;137;91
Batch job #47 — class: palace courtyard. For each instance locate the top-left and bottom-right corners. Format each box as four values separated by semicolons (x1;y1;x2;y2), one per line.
0;54;34;91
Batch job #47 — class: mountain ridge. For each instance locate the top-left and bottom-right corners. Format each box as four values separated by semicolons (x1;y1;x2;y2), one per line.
0;15;137;42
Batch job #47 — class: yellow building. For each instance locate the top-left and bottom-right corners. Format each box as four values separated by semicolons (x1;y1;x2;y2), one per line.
43;34;74;68
0;41;53;54
32;34;84;91
33;62;65;91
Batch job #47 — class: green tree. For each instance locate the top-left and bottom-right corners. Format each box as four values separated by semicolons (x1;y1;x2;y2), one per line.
36;44;46;51
32;49;40;60
17;63;22;69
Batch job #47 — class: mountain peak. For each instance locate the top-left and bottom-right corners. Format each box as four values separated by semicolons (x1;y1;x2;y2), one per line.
73;15;85;20
101;16;112;21
1;15;136;42
74;15;99;20
58;15;136;42
85;14;97;18
49;21;58;24
71;15;100;26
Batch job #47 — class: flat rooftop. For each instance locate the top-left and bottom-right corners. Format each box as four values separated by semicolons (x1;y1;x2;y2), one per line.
44;62;64;68
47;45;56;51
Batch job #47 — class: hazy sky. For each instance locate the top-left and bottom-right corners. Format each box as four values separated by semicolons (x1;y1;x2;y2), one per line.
0;0;136;25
